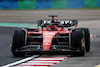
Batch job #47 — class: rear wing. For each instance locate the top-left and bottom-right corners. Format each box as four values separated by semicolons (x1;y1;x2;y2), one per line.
37;20;78;27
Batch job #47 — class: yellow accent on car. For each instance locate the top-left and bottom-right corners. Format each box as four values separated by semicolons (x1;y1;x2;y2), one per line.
45;47;47;49
45;36;52;37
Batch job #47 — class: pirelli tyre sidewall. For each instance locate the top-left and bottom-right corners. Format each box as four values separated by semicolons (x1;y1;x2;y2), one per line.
77;28;90;52
11;30;26;57
71;29;85;56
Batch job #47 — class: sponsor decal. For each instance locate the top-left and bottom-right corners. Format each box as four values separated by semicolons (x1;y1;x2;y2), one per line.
44;32;55;35
44;35;52;37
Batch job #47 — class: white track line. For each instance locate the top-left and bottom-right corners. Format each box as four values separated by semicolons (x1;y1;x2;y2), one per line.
15;66;48;67
1;55;39;67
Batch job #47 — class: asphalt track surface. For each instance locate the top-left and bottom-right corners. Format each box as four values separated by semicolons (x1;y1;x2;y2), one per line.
0;10;100;67
0;10;100;23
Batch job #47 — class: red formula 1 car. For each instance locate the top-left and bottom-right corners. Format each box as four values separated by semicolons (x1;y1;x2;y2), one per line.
11;15;90;57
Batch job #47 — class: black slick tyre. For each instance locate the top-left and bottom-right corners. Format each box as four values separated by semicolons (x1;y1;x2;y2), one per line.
77;28;90;52
71;29;83;49
71;29;85;56
11;30;26;57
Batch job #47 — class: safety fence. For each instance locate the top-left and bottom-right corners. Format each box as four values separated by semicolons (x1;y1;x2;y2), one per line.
0;0;100;9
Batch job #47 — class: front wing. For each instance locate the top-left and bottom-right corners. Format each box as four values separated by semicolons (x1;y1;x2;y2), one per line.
13;45;83;54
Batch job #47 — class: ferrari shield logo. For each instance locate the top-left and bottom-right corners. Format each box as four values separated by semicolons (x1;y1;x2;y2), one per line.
45;47;47;49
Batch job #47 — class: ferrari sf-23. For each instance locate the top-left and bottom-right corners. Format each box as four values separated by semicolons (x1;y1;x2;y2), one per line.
11;15;90;57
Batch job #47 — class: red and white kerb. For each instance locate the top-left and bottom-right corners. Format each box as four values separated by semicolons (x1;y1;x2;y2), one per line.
15;56;69;67
90;34;94;40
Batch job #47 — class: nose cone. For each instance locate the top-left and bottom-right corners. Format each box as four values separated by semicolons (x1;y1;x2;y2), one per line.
43;35;53;51
43;31;58;51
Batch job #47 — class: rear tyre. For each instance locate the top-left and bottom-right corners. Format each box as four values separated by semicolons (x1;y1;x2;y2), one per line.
77;28;90;52
11;30;26;57
71;29;85;56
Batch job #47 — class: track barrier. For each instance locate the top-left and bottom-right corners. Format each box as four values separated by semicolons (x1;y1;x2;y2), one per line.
83;0;97;8
0;0;100;9
51;0;66;9
35;0;51;9
18;0;35;9
0;0;17;9
67;0;83;8
97;0;100;7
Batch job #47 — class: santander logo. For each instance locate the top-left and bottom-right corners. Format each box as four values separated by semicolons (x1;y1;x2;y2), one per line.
44;32;55;35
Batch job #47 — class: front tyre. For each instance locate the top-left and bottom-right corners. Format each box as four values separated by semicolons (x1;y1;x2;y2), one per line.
71;29;85;56
11;30;26;57
77;28;90;52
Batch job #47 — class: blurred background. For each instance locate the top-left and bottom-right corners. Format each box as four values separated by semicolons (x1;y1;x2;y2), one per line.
0;0;100;9
0;0;100;28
